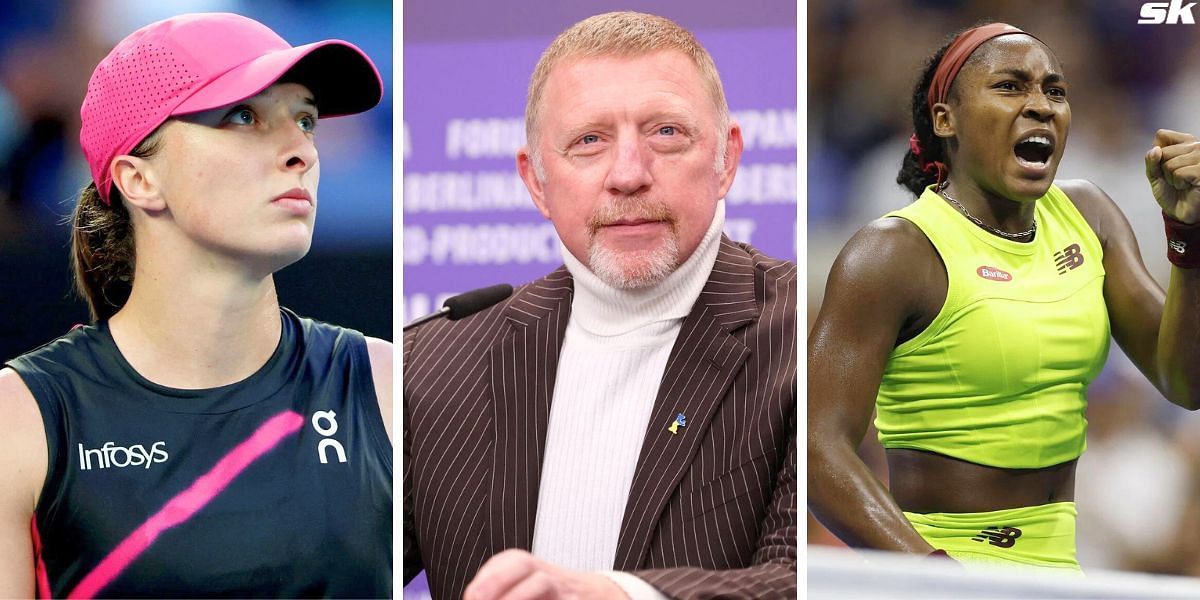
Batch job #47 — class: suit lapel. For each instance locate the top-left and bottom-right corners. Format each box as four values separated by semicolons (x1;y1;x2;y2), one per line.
613;237;759;569
486;268;573;556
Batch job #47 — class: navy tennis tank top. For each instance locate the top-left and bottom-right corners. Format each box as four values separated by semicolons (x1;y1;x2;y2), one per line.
6;308;392;598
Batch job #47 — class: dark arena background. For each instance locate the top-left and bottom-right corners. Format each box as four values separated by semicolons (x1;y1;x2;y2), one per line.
0;0;393;362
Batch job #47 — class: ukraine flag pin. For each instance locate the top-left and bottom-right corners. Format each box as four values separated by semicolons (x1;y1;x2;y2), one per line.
668;413;687;435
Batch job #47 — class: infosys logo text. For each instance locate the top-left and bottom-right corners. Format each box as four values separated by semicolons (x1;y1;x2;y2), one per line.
78;441;169;470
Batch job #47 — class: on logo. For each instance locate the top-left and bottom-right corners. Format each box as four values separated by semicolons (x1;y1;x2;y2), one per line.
1139;0;1197;24
1054;243;1085;274
312;410;348;464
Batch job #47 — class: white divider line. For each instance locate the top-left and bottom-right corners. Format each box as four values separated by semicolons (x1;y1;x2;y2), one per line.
808;545;1200;599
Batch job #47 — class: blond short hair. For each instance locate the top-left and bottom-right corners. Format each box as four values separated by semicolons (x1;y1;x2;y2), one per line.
525;12;730;169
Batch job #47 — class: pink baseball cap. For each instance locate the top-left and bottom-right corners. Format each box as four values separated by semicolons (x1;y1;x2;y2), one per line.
80;12;384;205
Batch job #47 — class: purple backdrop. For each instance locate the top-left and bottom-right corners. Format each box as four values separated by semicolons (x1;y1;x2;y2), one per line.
402;5;795;596
402;28;796;321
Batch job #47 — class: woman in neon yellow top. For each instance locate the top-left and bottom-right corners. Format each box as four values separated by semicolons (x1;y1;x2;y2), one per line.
809;22;1200;570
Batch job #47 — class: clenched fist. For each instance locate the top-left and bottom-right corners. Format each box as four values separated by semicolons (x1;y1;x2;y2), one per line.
1146;129;1200;224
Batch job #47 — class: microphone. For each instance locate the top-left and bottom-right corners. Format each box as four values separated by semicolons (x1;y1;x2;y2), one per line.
402;284;513;331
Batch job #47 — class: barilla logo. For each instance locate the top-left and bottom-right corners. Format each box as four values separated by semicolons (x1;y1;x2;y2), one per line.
1139;0;1196;23
78;441;169;470
976;266;1012;282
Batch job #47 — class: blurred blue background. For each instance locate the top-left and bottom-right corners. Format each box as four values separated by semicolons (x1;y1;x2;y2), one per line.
0;0;393;360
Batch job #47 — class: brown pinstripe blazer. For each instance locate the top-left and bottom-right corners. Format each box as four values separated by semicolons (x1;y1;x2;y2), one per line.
403;237;797;599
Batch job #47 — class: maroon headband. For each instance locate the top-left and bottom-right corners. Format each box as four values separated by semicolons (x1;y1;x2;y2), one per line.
927;23;1039;107
915;23;1042;187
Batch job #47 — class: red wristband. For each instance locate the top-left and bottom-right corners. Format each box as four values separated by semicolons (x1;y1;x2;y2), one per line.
1165;212;1200;268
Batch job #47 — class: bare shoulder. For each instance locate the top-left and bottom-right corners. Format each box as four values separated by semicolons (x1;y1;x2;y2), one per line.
1056;178;1117;212
828;216;940;292
364;337;393;442
0;366;35;403
814;215;946;346
0;367;44;458
1055;179;1131;248
845;215;936;255
364;336;393;363
0;368;46;596
0;367;46;492
810;216;944;421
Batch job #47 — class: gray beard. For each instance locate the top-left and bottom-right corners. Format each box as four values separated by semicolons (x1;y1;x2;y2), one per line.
586;234;680;290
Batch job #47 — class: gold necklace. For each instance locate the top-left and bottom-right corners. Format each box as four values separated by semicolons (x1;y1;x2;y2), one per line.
939;188;1036;241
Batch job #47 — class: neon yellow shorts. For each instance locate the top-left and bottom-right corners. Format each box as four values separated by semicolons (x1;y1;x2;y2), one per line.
904;502;1081;571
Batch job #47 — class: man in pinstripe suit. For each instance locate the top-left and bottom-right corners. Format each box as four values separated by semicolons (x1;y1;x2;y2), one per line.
404;12;796;599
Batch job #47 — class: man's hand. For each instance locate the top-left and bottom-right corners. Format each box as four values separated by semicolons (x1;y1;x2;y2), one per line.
1146;129;1200;223
463;549;630;600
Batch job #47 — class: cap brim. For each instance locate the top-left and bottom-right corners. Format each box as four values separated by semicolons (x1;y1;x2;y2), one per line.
173;40;383;118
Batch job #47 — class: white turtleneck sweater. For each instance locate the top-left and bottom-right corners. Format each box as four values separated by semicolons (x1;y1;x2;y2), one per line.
530;201;726;598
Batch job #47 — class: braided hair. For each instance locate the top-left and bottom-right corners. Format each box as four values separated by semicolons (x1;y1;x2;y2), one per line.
897;26;1000;196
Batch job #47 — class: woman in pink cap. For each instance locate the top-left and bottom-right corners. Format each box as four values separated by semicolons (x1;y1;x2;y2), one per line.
810;23;1200;570
0;13;391;597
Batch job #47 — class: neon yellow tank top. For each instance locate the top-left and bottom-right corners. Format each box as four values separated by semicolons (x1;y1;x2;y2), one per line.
874;184;1109;469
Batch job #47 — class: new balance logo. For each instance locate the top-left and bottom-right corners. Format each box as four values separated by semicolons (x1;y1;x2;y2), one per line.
1054;243;1084;274
971;526;1022;548
1171;240;1188;254
78;441;169;470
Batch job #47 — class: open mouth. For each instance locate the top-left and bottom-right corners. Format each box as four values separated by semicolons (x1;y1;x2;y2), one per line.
1014;135;1053;168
